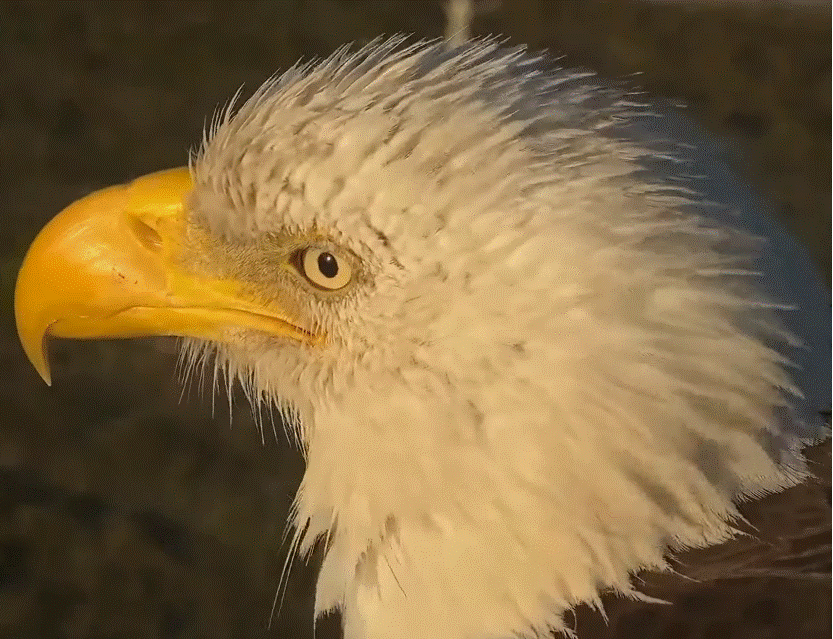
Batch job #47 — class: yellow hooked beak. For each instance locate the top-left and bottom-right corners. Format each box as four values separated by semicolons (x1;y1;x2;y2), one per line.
15;167;315;385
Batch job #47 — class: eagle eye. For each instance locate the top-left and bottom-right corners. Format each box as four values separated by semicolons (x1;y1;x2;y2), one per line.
299;247;352;290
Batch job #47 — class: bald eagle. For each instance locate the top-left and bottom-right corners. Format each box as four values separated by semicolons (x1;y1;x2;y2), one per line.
15;38;831;639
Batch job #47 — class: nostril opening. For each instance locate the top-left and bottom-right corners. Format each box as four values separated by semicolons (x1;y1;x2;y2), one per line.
129;216;163;252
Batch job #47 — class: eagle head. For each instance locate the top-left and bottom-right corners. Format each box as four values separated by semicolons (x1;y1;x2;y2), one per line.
15;38;822;639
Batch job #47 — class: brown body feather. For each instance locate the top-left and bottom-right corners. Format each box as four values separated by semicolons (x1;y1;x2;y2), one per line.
573;438;830;638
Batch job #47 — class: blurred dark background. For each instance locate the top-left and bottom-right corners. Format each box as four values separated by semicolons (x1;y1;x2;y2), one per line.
0;1;829;638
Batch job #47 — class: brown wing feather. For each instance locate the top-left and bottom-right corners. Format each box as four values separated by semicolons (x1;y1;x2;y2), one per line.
570;439;831;638
649;439;830;586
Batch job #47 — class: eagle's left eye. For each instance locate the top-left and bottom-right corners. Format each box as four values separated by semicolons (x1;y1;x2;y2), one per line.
299;247;352;290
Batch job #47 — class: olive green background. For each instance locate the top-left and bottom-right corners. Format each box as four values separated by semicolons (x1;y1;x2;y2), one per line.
0;2;829;638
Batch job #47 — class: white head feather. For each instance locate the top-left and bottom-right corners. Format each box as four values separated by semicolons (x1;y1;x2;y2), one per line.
184;38;823;639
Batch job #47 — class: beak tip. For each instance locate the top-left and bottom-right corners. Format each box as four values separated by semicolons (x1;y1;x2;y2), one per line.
38;367;53;387
20;337;53;386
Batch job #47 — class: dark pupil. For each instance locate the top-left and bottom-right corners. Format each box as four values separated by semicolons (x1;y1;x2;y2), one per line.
317;252;338;278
